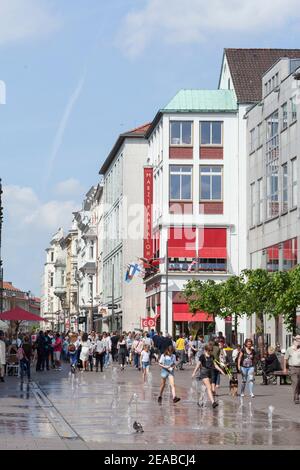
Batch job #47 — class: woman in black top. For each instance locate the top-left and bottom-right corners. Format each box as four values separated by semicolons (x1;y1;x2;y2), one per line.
192;344;225;408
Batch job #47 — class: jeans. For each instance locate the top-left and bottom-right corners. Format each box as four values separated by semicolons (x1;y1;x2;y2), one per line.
134;353;140;368
177;350;185;369
70;352;78;367
20;359;31;381
104;352;110;367
95;352;105;372
241;366;255;395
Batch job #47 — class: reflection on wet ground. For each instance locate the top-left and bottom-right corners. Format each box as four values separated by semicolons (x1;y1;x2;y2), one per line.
1;368;300;448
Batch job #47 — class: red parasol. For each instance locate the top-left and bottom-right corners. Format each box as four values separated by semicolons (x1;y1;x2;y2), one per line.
0;307;44;322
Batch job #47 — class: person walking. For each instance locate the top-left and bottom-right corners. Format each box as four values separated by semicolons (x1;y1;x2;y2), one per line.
80;333;90;371
44;331;52;371
0;331;6;383
237;338;257;398
95;334;106;372
284;335;300;404
132;334;143;370
140;344;151;383
69;335;79;373
117;335;127;371
35;331;46;372
20;336;32;382
53;333;63;371
176;334;186;370
192;344;225;408
158;346;180;404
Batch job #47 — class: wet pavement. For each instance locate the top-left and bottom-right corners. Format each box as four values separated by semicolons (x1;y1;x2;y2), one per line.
0;364;300;450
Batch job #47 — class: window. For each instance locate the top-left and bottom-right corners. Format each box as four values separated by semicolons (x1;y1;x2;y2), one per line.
266;244;279;272
50;272;54;288
258;179;263;223
228;78;231;89
281;102;288;130
250;128;256;152
50;251;54;262
257;123;263;148
88;276;93;300
282;163;288;212
292;158;297;207
290;96;297;122
250;183;256;226
61;270;65;286
200;122;222;145
283;238;298;271
170;121;192;145
200;166;222;201
170;166;192;200
89;240;94;260
266;111;279;218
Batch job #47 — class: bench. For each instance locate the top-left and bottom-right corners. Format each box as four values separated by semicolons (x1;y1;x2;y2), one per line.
273;371;291;385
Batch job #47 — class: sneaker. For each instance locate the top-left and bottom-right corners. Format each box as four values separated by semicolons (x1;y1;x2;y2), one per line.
0;377;4;383
294;399;300;404
197;401;204;408
173;397;181;403
212;401;219;408
240;393;245;397
158;396;162;403
250;393;255;398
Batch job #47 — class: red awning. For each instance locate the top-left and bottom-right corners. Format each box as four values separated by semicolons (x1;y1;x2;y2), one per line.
168;227;196;257
0;307;44;322
173;303;213;322
267;246;279;260
199;247;227;258
199;228;227;258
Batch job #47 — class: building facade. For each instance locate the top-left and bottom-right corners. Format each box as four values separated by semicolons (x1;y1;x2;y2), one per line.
99;125;150;332
246;57;300;348
144;89;246;340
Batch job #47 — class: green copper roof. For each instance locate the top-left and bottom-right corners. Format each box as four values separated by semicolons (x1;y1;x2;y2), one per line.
162;89;237;113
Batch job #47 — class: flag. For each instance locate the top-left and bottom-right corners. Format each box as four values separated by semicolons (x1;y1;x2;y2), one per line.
188;259;197;272
125;263;141;283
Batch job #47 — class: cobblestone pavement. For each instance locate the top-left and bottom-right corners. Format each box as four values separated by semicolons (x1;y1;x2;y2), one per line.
0;362;299;450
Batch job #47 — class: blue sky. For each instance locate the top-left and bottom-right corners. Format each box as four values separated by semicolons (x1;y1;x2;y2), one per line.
1;0;300;295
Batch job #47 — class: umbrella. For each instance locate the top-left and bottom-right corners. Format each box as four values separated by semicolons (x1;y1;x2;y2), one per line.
0;307;44;322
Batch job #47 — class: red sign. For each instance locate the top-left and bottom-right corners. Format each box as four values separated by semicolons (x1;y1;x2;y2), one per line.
144;167;153;259
225;316;232;324
141;317;156;328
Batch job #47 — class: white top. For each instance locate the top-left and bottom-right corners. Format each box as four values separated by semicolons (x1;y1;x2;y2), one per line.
141;350;150;362
285;345;300;366
0;339;6;365
80;341;91;361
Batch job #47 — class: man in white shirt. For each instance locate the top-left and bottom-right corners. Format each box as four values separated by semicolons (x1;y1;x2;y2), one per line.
284;335;300;404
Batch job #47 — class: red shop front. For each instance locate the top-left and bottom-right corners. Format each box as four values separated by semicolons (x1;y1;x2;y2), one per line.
172;300;214;338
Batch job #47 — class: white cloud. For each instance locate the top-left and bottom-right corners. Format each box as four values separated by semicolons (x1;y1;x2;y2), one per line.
2;185;78;294
0;0;61;46
54;178;84;198
118;0;300;58
3;184;77;232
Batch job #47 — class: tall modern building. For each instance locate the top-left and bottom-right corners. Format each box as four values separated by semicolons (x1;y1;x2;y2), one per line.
246;56;300;347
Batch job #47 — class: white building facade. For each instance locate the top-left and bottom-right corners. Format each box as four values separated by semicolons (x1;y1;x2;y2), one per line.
144;90;246;342
99;125;150;332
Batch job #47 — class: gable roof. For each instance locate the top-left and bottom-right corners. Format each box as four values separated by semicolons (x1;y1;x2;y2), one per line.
99;123;151;175
163;89;237;113
222;48;300;103
3;282;22;292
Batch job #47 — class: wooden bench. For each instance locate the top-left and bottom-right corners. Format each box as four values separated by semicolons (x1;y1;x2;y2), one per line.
274;371;291;385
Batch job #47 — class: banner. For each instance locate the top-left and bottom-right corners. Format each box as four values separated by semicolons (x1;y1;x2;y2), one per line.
144;167;153;259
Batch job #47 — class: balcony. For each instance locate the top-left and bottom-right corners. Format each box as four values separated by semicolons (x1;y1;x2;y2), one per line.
80;262;96;275
82;227;97;241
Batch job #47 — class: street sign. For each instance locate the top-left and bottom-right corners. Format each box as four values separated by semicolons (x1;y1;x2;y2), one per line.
108;304;118;310
141;317;156;328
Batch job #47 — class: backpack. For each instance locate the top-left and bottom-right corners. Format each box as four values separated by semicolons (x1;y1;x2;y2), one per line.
17;347;24;361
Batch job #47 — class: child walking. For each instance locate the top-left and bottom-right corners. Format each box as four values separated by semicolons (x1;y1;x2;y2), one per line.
140;344;150;383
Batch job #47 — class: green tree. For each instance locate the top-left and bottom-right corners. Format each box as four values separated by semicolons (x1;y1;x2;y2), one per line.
273;266;300;335
219;275;246;342
183;279;223;330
